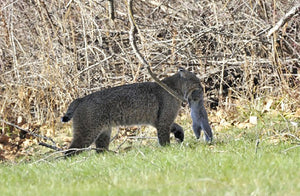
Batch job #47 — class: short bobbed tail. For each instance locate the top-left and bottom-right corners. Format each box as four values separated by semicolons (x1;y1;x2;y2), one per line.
61;98;82;123
61;116;71;122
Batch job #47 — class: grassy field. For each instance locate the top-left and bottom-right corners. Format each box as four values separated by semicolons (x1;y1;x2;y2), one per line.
1;125;299;196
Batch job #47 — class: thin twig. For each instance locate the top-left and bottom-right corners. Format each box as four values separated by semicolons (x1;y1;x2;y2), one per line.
114;137;128;151
110;128;121;142
282;145;300;153
74;55;114;77
30;150;66;165
108;0;115;20
127;136;157;140
255;139;260;154
30;147;113;164
277;133;300;142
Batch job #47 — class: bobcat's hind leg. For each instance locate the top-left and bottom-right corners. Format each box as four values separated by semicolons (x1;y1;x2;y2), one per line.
95;128;112;153
65;133;97;156
65;124;99;156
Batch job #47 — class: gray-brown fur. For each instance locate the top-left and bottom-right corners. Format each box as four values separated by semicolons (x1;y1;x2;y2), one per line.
188;89;213;142
62;68;208;156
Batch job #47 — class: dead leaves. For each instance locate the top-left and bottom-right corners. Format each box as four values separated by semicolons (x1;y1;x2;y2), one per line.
0;133;39;161
0;122;59;162
208;97;299;144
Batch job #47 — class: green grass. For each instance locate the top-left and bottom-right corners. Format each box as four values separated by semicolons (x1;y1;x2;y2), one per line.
1;134;299;196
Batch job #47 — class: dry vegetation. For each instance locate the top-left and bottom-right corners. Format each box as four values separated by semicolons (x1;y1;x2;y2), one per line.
0;0;299;160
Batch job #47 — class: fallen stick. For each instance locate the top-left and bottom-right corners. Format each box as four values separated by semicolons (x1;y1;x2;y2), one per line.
39;142;62;151
0;119;61;151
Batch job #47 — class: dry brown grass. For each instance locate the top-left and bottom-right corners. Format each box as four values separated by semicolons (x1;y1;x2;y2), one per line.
0;0;299;134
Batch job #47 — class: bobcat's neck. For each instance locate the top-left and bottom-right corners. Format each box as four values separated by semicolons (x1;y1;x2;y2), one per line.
161;73;184;97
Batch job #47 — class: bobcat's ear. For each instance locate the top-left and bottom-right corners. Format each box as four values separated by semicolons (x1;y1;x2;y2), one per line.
178;67;188;78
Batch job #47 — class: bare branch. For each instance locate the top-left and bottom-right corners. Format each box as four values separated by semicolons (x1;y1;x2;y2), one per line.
107;0;115;20
127;0;185;102
267;4;300;37
74;55;114;77
0;119;61;151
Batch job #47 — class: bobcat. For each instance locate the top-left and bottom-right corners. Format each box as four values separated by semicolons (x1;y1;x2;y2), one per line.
61;68;212;155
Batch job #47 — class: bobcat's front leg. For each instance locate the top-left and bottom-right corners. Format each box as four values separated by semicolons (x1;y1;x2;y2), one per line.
156;127;171;146
155;121;172;146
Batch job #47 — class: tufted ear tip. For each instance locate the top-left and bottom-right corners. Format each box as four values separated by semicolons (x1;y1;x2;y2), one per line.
178;67;185;72
178;67;188;78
